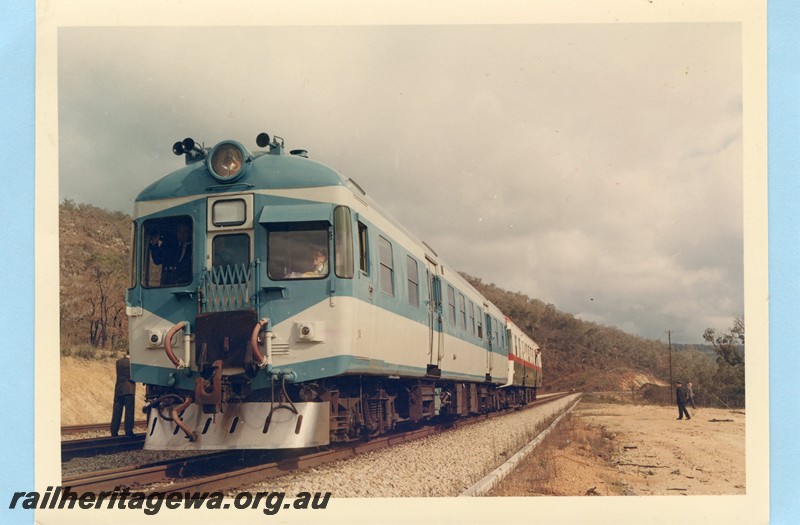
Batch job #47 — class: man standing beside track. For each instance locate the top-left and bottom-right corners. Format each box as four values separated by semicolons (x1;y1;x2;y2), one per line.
111;353;136;437
675;380;691;421
687;382;697;409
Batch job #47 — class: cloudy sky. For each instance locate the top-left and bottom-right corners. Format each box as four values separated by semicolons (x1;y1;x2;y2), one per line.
57;22;744;344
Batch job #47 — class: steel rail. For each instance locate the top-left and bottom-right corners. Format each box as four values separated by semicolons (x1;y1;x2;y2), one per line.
62;451;238;492
62;435;146;461
61;421;148;435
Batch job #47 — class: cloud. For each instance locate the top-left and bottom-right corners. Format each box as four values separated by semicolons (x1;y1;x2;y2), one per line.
57;23;743;342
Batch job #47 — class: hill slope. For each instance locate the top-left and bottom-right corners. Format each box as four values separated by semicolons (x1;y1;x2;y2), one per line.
463;275;670;391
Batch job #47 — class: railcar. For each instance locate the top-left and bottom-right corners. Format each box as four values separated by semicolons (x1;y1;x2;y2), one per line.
503;318;542;403
125;132;541;450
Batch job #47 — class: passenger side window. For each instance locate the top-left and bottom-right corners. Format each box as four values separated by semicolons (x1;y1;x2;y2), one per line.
447;285;456;326
378;236;394;296
458;293;466;330
469;302;476;334
407;256;419;307
358;222;369;274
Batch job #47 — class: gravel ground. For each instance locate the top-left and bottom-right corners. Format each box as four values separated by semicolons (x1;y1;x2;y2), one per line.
236;394;579;498
61;423;148;441
62;447;201;478
61;430;113;441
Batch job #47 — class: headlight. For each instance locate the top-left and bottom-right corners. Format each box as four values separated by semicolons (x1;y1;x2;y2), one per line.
208;141;250;182
147;329;165;347
295;322;325;342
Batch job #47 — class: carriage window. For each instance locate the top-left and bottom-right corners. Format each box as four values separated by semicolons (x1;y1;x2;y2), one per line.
334;206;354;278
447;285;456;326
378;236;394;296
469;301;476;335
406;256;419;308
458;293;466;330
358;222;369;274
477;313;483;339
141;216;193;288
267;222;329;280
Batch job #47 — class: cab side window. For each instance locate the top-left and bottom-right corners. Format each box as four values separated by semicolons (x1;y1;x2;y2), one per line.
142;216;193;288
267;222;329;280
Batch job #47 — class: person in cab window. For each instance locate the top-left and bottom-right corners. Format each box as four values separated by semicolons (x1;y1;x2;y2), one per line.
299;249;328;277
150;222;192;285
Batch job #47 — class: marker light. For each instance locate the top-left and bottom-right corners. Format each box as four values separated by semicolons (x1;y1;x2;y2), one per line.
207;141;250;182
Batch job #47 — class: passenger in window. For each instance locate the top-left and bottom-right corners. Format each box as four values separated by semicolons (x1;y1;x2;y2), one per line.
149;222;192;285
296;249;328;277
309;249;328;276
287;249;328;278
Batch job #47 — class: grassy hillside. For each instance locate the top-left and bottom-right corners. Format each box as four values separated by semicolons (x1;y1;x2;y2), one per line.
60;200;130;357
463;275;672;392
462;276;744;406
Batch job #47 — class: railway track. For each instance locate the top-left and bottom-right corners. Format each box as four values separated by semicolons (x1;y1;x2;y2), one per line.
62;434;146;461
62;392;573;495
61;420;150;460
61;421;148;436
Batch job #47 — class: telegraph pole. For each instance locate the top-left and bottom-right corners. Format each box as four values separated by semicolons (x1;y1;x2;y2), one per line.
667;330;673;403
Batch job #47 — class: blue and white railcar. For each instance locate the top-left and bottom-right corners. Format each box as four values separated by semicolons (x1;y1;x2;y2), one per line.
126;133;532;451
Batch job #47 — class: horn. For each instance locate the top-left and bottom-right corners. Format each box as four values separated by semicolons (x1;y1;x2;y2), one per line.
256;132;271;148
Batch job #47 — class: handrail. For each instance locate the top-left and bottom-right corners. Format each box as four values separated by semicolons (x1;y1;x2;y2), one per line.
164;321;188;368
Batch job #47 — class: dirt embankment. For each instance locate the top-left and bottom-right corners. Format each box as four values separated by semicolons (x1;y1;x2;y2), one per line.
60;356;146;426
491;396;745;496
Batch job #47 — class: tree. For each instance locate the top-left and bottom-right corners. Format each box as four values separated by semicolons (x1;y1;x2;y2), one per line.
703;317;745;368
60;201;131;353
85;252;127;348
700;318;745;407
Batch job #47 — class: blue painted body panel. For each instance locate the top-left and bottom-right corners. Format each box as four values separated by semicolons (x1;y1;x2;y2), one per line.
129;145;512;390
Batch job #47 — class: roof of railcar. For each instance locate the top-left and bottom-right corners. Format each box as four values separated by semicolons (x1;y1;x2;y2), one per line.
137;143;499;316
136;151;347;202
